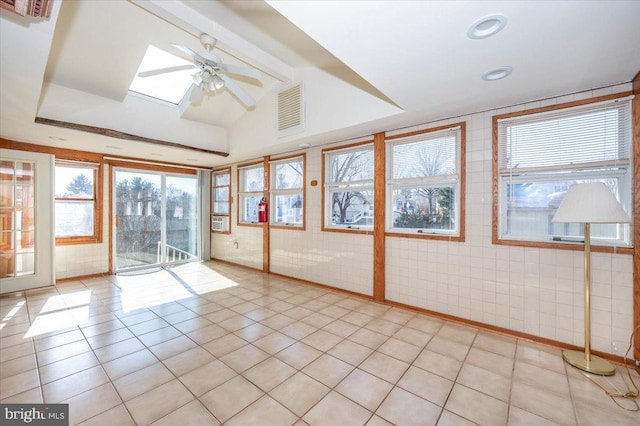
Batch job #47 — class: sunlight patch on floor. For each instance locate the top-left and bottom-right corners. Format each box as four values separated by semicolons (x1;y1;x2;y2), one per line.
24;305;90;338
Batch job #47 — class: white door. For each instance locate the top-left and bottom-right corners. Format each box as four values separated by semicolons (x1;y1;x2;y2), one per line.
0;149;55;294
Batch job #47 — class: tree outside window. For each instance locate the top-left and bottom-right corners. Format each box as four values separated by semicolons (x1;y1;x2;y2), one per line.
238;164;264;224
271;156;304;227
387;123;464;238
324;144;374;230
55;163;101;243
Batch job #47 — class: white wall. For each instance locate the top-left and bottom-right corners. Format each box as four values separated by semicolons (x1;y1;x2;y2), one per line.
212;83;635;356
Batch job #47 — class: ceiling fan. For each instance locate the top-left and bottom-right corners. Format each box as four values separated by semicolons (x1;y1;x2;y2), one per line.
138;33;262;108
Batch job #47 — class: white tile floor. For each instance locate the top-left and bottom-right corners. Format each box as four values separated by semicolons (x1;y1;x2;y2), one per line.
1;261;639;425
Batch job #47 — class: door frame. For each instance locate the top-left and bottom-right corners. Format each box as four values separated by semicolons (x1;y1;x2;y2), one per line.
0;149;55;294
110;166;200;274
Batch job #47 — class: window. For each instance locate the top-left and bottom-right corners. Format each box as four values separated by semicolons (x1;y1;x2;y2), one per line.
495;97;632;247
386;123;464;238
270;155;304;227
211;169;230;233
323;143;374;231
55;161;102;244
238;163;264;224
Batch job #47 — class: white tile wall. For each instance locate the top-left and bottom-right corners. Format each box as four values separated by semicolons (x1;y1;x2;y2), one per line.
386;84;634;356
216;84;635;356
55;242;108;279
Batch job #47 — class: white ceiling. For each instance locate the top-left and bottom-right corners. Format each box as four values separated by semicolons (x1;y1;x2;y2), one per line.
1;0;639;168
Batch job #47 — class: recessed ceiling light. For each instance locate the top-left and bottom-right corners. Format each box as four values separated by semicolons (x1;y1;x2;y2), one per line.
299;143;311;148
48;136;67;141
468;14;507;39
106;145;121;150
482;66;512;81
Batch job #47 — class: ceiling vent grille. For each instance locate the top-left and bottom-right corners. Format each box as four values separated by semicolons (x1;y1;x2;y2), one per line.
277;82;304;137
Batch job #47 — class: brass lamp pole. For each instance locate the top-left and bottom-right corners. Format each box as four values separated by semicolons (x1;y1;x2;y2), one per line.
552;182;630;375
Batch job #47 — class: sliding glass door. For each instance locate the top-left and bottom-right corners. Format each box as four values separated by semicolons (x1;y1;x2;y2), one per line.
114;168;198;272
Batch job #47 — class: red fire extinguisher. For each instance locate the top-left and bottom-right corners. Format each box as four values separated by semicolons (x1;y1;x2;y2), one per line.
258;197;268;223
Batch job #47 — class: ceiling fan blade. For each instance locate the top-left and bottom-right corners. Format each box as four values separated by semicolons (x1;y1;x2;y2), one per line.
138;64;195;78
186;83;204;104
219;63;262;82
219;74;256;108
171;43;206;64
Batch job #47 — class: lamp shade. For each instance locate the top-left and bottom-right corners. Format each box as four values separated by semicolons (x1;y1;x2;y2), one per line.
552;182;630;224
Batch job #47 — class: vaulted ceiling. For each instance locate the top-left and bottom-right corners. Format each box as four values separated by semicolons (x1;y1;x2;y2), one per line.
1;1;639;167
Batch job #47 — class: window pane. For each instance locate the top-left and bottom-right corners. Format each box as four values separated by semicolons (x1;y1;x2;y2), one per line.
241;195;262;222
15;252;34;276
330;150;373;183
505;178;624;241
502;105;628;169
391;186;456;230
55;166;94;199
55;201;94;236
242;167;264;192
274;160;303;189
330;190;373;226
214;173;230;186
214;185;229;214
392;135;456;179
15;162;34;186
274;194;303;224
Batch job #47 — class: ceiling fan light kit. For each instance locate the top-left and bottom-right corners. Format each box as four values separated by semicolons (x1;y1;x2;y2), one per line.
138;33;262;108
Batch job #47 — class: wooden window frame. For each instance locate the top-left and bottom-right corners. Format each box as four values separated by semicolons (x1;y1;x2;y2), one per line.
270;153;305;230
385;122;466;241
237;161;265;226
492;92;634;254
322;141;374;234
55;161;103;245
211;168;231;234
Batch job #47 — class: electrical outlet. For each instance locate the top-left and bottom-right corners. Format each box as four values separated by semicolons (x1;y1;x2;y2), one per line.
612;342;619;354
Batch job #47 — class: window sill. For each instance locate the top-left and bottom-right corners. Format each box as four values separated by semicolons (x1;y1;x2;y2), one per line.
493;237;633;254
386;230;463;242
322;226;373;235
56;237;102;246
237;222;265;227
271;224;305;231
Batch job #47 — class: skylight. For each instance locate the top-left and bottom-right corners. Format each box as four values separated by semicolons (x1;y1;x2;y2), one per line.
129;45;194;104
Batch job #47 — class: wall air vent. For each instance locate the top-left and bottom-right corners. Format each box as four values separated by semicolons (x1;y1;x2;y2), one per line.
277;82;304;137
1;0;52;17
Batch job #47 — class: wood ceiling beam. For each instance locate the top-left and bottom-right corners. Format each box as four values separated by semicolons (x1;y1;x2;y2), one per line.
35;117;229;157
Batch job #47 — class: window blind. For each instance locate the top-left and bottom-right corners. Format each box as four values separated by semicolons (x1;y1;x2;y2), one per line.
389;128;459;180
498;98;632;174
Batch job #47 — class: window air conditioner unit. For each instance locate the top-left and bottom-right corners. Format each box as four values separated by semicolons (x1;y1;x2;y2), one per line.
211;216;226;232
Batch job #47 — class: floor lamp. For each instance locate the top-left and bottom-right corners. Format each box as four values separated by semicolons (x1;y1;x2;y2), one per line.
552;182;630;375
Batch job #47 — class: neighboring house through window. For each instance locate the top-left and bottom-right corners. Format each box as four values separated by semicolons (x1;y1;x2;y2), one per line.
323;143;374;232
55;161;102;244
270;155;304;228
211;169;230;233
494;96;632;247
238;163;264;224
386;123;465;239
